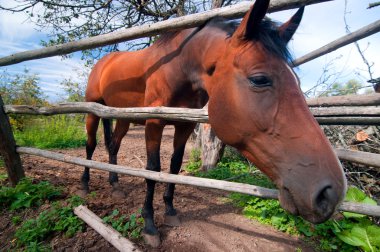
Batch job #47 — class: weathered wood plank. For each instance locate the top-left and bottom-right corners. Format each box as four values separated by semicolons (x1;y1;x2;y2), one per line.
335;148;380;169
0;96;24;186
315;117;380;125
4;103;380;125
16;146;380;217
310;106;380;116
4;103;209;123
0;0;332;66
292;19;380;66
307;94;380;107
74;205;141;252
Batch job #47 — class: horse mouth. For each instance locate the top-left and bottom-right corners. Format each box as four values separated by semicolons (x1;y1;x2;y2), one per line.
278;187;299;216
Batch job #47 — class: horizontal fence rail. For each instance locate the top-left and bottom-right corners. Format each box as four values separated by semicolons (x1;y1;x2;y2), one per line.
4;96;380;125
307;94;380;107
0;0;332;66
16;146;380;217
292;19;380;67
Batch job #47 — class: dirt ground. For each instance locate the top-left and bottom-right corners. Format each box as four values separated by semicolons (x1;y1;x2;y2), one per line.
1;125;315;251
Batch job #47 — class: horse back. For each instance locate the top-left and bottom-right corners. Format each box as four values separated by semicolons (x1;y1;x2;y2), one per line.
85;51;146;108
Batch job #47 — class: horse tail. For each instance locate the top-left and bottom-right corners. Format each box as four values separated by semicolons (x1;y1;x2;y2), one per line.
102;118;113;153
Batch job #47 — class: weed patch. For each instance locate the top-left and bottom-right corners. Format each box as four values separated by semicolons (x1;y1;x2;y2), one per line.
14;196;85;249
0;178;61;210
103;209;144;240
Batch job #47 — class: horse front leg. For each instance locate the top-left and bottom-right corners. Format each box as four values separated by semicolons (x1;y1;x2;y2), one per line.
163;123;196;226
142;119;165;248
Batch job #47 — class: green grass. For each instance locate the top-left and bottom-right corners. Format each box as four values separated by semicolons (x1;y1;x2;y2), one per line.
13;115;87;149
185;148;380;252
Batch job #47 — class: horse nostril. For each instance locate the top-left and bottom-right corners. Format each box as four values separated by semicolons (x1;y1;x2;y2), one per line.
314;185;338;215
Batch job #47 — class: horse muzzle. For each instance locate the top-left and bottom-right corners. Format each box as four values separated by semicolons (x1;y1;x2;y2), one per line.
278;179;343;224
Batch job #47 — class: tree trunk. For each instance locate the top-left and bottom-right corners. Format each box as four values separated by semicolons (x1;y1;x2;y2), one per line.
0;95;24;186
198;123;225;171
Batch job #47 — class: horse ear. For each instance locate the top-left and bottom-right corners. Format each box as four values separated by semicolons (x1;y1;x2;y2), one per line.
278;7;304;43
232;0;270;42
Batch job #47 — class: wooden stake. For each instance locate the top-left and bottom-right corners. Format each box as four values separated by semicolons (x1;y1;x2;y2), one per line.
0;96;24;186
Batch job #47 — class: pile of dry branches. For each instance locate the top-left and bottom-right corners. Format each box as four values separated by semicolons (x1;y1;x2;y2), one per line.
323;125;380;202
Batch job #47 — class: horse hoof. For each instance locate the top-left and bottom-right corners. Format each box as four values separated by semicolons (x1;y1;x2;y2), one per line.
75;189;89;198
164;214;181;227
142;232;161;248
112;189;126;199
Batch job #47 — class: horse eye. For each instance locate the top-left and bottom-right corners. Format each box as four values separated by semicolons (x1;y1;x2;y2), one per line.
248;75;272;87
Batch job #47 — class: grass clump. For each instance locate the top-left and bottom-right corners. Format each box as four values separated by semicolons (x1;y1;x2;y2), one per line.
14;196;85;249
0;178;61;210
185;148;380;251
13;115;86;149
103;209;144;240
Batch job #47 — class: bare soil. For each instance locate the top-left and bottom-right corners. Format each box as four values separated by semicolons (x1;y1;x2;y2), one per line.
1;125;315;251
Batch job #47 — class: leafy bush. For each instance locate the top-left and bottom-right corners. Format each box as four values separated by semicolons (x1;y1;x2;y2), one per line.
0;178;61;210
15;196;85;248
186;151;380;251
103;209;144;239
13;115;86;149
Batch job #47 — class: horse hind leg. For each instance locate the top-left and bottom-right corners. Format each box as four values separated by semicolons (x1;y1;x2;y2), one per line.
77;113;100;197
105;119;130;199
163;123;196;227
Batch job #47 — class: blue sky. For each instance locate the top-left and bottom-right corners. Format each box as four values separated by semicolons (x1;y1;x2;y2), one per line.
0;0;379;101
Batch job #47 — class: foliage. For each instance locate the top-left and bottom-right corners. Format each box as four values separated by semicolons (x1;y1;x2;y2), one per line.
321;79;364;97
14;196;85;249
102;209;144;239
0;69;48;131
0;178;61;210
60;78;85;102
186;151;380;251
13;115;87;149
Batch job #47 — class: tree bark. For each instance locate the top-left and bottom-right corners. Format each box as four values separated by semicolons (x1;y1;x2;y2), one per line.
0;95;24;186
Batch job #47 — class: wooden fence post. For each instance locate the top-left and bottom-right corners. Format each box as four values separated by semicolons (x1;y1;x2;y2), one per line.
0;95;24;185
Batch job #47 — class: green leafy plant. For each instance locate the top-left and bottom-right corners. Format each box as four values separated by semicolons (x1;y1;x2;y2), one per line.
102;209;144;239
14;196;85;248
333;187;380;252
0;178;61;210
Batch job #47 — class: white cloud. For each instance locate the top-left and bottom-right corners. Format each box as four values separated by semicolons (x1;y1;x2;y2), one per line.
0;9;37;42
270;0;380;92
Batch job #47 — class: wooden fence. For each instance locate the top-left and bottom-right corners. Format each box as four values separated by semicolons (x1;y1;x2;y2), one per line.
0;0;380;219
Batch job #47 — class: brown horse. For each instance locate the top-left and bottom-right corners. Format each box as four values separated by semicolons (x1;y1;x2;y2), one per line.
83;0;346;246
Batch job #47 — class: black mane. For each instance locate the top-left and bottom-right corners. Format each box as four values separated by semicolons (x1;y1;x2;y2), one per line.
155;17;293;62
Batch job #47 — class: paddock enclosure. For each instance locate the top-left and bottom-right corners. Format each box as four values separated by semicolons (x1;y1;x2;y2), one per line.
1;0;380;246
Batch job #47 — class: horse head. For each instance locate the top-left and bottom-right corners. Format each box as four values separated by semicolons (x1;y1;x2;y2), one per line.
206;0;347;224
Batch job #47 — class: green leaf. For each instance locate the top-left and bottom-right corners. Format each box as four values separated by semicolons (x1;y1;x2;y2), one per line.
367;225;380;246
343;187;378;219
336;230;367;248
345;186;366;202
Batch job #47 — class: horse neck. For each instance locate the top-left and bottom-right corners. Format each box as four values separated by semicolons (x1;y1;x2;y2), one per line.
178;26;229;91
